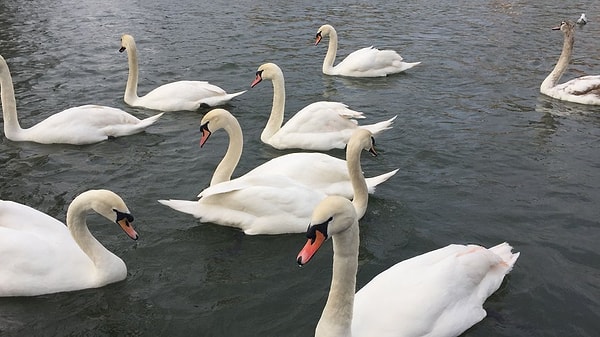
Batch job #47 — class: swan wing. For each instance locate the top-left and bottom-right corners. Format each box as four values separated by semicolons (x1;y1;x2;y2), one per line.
335;47;420;77
138;81;244;111
351;243;519;337
0;200;94;296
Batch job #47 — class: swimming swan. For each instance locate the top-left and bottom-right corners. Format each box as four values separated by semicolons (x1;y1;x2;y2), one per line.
297;196;520;337
158;119;381;234
540;21;600;105
315;24;421;77
251;63;396;150
0;55;163;145
119;34;246;111
0;190;139;297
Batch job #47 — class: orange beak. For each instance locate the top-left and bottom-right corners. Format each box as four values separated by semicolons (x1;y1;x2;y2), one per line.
200;124;211;147
117;218;139;240
315;33;323;46
297;230;326;266
251;72;263;88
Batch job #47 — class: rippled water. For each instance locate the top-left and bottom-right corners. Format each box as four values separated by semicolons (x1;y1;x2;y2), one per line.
1;0;600;336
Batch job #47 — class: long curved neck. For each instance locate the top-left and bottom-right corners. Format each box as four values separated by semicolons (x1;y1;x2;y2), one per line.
541;30;574;91
315;222;359;337
322;30;339;75
261;72;286;143
347;144;368;219
66;195;115;274
0;57;24;139
124;43;140;103
210;118;243;186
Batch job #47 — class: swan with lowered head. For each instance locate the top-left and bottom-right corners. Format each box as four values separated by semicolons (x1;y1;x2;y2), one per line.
315;24;421;77
0;190;139;297
158;116;382;234
297;196;520;337
540;21;600;105
0;55;163;145
251;63;397;150
119;34;246;111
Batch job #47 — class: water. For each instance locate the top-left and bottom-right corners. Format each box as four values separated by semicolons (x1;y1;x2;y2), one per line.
1;0;599;336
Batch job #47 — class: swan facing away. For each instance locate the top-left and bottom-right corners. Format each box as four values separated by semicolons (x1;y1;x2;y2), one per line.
540;21;600;105
576;13;587;25
159;112;385;234
297;196;520;337
0;190;139;297
251;63;397;150
315;24;421;77
0;55;163;145
119;34;246;111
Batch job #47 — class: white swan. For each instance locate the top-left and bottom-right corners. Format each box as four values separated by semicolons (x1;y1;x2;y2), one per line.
251;63;397;150
0;190;139;297
540;21;600;105
315;24;421;77
119;34;246;111
158;117;380;234
576;13;587;25
0;55;163;145
297;196;520;337
196;108;397;198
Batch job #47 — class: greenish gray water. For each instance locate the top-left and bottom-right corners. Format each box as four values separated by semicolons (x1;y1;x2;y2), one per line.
1;0;599;336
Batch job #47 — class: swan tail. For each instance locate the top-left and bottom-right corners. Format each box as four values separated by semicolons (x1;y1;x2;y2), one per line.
360;115;397;136
489;242;520;271
398;61;421;72
139;112;165;127
365;169;399;193
201;90;247;107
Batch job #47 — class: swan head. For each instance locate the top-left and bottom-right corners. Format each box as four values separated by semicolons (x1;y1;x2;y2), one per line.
251;63;283;87
315;24;335;46
199;108;239;147
347;129;377;157
552;20;575;34
297;196;357;266
119;34;136;53
75;189;139;240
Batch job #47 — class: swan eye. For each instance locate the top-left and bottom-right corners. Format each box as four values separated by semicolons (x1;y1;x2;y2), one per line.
316;31;322;39
255;70;263;78
306;217;332;243
114;209;134;225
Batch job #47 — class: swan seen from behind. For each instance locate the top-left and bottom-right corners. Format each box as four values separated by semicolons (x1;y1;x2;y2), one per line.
0;55;163;145
297;196;520;337
540;21;600;105
0;190;139;297
119;34;246;111
315;24;421;77
251;63;396;150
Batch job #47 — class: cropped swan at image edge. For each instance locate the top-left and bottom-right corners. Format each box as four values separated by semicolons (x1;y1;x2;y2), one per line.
251;62;397;150
315;24;421;77
119;34;246;111
540;20;600;105
0;190;139;297
0;55;163;145
297;196;519;337
159;117;383;234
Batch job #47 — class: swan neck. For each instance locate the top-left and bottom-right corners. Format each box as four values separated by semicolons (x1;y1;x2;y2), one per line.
316;223;359;337
347;144;368;219
210;118;243;186
0;58;23;138
66;195;113;271
261;73;286;143
322;30;338;75
124;42;140;103
542;30;574;90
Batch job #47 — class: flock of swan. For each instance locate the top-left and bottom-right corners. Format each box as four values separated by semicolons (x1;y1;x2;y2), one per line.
0;19;597;335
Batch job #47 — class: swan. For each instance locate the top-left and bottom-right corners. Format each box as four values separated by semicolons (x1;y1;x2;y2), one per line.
297;196;520;337
315;24;421;77
0;55;163;145
540;21;600;105
158;117;381;234
576;13;587;25
119;34;246;111
0;190;139;297
251;63;397;150
193;108;397;198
